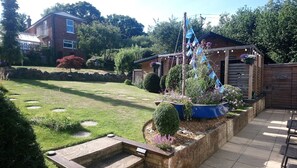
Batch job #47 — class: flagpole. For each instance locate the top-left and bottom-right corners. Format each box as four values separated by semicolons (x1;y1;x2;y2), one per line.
182;12;187;96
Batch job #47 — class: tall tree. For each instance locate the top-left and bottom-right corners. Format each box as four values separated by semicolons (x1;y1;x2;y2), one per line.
0;0;21;64
17;13;29;31
105;14;144;39
77;21;121;59
42;1;103;24
149;17;182;54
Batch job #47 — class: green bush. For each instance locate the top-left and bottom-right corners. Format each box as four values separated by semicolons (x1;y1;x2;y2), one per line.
166;64;191;91
133;79;144;89
0;92;46;168
222;84;244;110
0;83;8;94
159;75;167;91
153;102;180;136
143;72;160;93
31;114;81;132
124;79;132;85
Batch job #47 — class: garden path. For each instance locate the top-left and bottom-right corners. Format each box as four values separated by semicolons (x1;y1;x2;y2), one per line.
199;109;297;168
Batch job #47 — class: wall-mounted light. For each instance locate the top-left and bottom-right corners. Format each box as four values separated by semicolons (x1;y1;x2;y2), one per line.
231;50;234;52
217;51;220;54
245;49;247;51
136;147;147;156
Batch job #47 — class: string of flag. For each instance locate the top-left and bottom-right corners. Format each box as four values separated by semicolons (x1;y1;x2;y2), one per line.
185;18;224;93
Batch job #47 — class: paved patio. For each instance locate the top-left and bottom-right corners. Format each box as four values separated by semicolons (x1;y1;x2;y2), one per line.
199;109;297;168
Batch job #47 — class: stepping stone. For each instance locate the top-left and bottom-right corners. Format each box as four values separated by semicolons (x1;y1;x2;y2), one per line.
9;98;17;101
81;121;98;127
102;93;111;96
127;97;136;100
27;106;41;109
142;98;150;101
10;94;20;96
72;131;91;138
52;108;66;112
25;100;39;104
118;95;126;97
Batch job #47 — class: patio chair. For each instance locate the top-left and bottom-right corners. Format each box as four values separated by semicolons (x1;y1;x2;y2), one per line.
286;111;297;143
280;134;297;168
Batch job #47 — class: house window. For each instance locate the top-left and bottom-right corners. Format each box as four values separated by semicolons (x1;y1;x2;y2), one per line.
66;19;74;33
63;40;77;49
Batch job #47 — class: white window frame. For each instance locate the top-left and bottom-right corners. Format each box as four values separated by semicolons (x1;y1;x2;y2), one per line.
63;40;77;49
66;19;74;33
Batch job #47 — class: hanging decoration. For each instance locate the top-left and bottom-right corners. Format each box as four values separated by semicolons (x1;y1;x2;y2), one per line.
185;18;224;93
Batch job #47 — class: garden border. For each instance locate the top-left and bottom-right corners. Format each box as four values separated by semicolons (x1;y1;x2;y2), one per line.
141;96;265;167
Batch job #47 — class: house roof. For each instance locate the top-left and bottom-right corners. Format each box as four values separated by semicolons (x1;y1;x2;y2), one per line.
199;32;245;46
26;11;84;30
134;53;183;64
18;33;40;43
134;55;158;64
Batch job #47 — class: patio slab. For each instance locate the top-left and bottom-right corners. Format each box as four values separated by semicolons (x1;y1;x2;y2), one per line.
199;109;294;168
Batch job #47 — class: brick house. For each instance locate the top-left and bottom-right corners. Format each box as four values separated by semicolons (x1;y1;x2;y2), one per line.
25;12;85;65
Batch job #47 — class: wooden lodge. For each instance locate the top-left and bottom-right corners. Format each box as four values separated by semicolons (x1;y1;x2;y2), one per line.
133;32;275;99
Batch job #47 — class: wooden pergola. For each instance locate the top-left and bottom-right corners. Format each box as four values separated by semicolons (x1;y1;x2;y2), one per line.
207;44;264;99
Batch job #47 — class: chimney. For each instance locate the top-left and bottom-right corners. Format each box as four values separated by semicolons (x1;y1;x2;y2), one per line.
26;16;32;28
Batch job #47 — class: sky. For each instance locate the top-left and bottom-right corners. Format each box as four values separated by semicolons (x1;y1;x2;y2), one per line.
3;0;268;31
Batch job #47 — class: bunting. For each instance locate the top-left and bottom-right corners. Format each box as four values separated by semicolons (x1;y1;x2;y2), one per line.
185;16;224;93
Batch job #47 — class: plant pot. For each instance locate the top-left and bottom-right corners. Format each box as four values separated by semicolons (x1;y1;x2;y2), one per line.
192;102;229;119
171;102;185;120
154;101;185;120
244;58;255;65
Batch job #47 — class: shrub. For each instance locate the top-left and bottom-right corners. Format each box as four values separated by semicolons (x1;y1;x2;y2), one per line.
133;79;144;89
124;79;132;85
153;134;175;151
31;114;81;132
159;75;167;92
166;64;191;91
143;72;160;93
56;55;85;72
153;102;179;136
0;83;8;94
86;56;104;69
0;92;46;168
222;84;244;110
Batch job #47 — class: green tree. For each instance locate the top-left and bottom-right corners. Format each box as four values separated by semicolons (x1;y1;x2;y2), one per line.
17;13;28;31
149;17;182;54
215;6;257;45
77;21;121;59
114;46;145;75
130;35;153;48
43;1;103;23
105;14;144;39
0;0;22;65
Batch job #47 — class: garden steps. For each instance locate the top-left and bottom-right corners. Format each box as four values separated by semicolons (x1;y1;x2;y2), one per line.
48;136;144;168
88;152;144;168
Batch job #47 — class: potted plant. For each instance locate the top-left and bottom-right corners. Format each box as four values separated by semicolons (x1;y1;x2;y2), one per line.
184;39;229;119
240;54;256;65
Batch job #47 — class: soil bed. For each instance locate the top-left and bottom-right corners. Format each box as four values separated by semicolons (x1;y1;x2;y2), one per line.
144;116;227;147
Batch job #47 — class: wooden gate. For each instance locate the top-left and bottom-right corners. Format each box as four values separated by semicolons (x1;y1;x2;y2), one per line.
264;64;297;109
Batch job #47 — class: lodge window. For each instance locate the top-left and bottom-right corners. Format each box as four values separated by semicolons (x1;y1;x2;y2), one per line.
63;40;77;49
66;19;74;33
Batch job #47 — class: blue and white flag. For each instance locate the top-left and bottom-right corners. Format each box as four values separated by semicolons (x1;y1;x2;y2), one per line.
200;55;207;63
196;47;203;55
187;49;193;57
192;37;199;47
186;28;194;39
209;71;216;79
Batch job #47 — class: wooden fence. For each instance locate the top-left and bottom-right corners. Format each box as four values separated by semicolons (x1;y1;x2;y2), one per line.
264;64;297;109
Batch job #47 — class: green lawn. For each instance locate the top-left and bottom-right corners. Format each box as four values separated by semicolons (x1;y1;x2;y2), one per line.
13;66;113;74
1;79;161;152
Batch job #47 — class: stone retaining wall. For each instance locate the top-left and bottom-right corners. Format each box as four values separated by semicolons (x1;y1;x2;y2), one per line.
141;96;266;168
